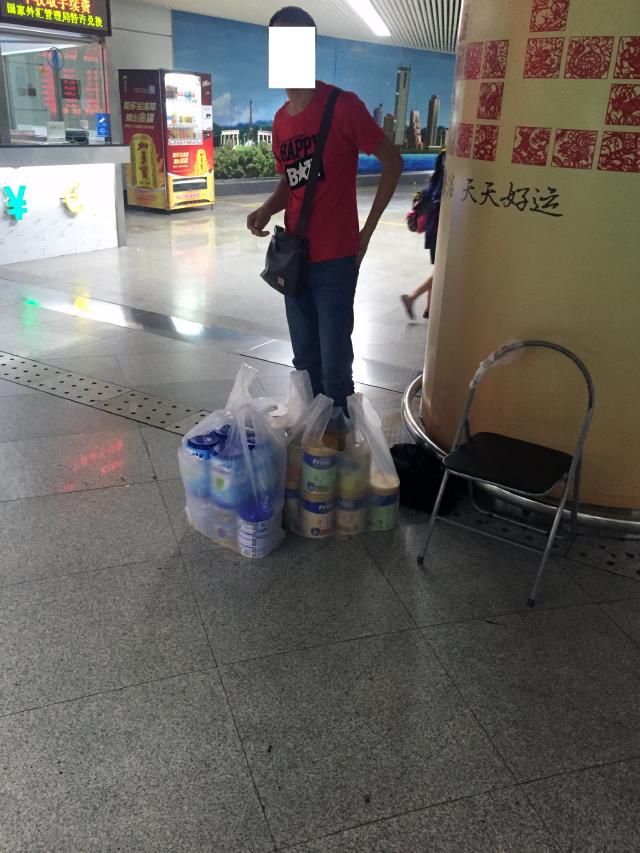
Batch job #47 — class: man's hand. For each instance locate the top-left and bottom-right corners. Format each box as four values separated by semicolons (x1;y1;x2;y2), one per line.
357;228;372;268
247;205;272;237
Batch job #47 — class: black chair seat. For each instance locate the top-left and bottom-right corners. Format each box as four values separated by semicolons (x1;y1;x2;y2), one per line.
444;432;572;496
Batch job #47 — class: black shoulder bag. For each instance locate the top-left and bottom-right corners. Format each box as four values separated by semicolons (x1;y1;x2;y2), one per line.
260;87;341;298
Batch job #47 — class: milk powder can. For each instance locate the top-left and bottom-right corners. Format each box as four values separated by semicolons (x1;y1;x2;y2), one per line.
336;497;368;536
211;434;252;508
212;504;238;549
337;441;370;502
301;441;337;499
237;501;274;558
181;434;218;500
299;496;335;538
368;472;400;531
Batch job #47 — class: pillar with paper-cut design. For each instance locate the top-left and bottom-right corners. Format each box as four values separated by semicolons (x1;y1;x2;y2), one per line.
422;0;640;510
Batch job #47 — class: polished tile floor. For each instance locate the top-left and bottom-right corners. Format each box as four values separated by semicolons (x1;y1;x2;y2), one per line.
0;190;639;851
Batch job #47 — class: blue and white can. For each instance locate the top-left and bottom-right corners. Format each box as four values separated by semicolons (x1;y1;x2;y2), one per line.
180;434;218;499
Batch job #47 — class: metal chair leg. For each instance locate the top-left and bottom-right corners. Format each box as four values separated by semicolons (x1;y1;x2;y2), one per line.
417;470;452;566
527;479;572;607
569;459;582;542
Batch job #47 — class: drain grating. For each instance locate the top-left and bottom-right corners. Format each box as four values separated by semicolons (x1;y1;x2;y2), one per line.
0;352;208;435
98;390;209;434
0;352;127;401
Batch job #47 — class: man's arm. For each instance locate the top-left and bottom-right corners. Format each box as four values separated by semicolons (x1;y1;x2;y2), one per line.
247;176;290;237
358;137;404;265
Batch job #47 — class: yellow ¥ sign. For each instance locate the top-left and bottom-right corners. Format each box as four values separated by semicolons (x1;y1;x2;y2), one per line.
62;182;83;215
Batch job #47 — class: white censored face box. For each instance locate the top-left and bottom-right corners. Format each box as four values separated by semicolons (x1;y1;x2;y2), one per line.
269;26;316;89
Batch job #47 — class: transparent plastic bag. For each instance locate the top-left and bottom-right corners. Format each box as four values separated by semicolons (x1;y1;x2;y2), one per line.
286;392;400;538
178;363;287;558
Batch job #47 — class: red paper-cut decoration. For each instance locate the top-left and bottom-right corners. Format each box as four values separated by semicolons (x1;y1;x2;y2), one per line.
530;0;570;33
455;46;467;81
477;83;504;120
482;40;510;78
606;83;640;126
459;3;470;41
455;123;474;158
473;125;499;161
565;36;614;79
464;42;483;79
524;37;565;78
614;36;640;79
598;131;640;172
512;126;552;166
552;129;598;169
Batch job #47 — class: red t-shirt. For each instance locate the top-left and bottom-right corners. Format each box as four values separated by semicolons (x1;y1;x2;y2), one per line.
272;80;386;263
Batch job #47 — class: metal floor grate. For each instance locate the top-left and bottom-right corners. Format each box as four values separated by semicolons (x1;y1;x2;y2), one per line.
0;352;209;435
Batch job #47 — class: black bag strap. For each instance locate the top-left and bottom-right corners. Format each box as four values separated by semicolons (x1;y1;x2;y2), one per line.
296;87;341;237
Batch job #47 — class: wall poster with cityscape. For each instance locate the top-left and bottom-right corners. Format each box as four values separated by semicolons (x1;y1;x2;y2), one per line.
172;11;456;173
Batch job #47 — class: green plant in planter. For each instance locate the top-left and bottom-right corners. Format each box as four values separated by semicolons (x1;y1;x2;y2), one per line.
214;144;276;179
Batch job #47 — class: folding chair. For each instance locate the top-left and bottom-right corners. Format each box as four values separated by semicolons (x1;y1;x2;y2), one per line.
417;340;595;607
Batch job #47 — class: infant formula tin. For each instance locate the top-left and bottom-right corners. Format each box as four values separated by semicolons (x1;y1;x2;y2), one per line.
180;434;218;499
368;473;400;532
211;447;248;508
301;442;337;499
237;502;274;559
286;442;303;490
336;497;368;536
337;443;370;502
212;504;238;549
299;496;335;538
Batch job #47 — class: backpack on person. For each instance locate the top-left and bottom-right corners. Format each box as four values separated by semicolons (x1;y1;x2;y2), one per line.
405;188;431;234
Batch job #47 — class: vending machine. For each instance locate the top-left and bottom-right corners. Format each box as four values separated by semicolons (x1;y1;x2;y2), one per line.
119;69;215;212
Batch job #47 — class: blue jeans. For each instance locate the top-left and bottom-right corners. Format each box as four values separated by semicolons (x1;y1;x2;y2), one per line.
285;255;358;412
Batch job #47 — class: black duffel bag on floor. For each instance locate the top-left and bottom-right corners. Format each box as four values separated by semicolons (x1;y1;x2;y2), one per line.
391;443;463;516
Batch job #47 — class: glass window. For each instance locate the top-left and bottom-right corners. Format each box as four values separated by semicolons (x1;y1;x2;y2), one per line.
1;33;107;143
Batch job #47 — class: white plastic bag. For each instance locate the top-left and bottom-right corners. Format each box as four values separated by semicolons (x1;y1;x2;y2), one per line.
285;392;400;538
178;363;287;557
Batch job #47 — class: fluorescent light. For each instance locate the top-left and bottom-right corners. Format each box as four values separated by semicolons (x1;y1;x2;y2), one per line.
346;0;391;37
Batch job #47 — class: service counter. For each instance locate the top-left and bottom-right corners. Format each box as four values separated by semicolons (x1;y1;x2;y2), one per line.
0;144;130;265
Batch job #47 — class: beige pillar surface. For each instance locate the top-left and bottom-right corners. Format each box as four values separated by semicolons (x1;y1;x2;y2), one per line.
422;0;640;509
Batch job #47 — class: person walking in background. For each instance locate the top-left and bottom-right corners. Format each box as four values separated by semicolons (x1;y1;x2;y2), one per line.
401;149;446;321
247;6;403;412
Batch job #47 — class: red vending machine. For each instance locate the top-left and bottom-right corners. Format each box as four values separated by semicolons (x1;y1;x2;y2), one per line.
119;69;215;212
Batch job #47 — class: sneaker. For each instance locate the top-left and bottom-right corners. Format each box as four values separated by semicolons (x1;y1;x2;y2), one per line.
400;295;415;320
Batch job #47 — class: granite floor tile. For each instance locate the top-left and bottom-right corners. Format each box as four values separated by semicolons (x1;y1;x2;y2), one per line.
0;377;36;398
0;326;97;359
425;605;640;782
159;478;222;556
524;758;640;853
0;428;154;500
286;788;556;852
140;425;182;481
44;328;198;359
115;348;245;387
561;559;640;603
600;598;640;646
0;671;273;852
136;377;239;413
40;354;129;385
0;393;138;442
565;535;640;582
0;558;213;715
0;482;177;586
362;523;589;625
185;536;413;663
221;631;511;846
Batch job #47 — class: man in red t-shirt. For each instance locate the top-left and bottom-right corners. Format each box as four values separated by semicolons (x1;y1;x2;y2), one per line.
247;6;403;411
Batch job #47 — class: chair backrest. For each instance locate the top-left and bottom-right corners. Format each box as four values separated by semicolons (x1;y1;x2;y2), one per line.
457;340;595;465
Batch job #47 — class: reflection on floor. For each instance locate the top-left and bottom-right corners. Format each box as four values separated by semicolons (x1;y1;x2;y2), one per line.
0;192;639;851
